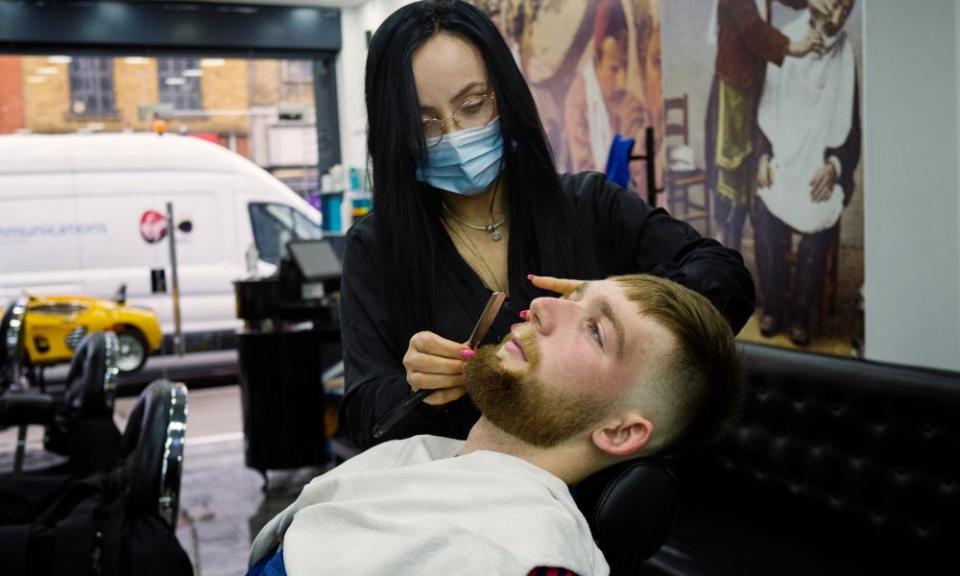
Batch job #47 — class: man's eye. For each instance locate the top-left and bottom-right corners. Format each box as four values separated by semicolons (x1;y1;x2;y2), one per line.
589;320;604;349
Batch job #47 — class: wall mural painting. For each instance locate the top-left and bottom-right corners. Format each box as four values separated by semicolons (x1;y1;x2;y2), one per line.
475;0;864;357
661;0;864;356
470;0;665;200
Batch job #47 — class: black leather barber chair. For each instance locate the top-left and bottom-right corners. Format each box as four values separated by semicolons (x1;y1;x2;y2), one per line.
0;379;191;576
0;331;121;475
573;459;678;575
644;342;960;575
119;378;187;529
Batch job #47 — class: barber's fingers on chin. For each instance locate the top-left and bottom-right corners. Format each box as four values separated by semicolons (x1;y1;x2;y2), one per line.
422;386;468;406
409;330;468;357
403;351;465;375
529;274;581;296
408;371;465;393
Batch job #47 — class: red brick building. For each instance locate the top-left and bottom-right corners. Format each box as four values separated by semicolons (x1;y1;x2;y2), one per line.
0;56;25;133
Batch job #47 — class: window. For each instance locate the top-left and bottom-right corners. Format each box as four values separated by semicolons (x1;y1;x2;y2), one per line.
280;60;314;103
280;60;313;84
69;57;116;116
158;57;203;111
249;203;321;265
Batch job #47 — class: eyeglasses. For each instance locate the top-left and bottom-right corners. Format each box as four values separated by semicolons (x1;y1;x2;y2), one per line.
421;92;497;147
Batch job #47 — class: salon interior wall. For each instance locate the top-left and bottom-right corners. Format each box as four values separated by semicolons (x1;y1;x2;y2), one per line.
336;0;417;179
330;0;960;373
863;0;960;372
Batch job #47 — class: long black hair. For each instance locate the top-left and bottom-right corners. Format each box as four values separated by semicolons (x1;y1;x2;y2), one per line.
365;0;597;331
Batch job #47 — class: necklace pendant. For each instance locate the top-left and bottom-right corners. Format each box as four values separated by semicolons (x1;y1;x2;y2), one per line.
491;228;502;241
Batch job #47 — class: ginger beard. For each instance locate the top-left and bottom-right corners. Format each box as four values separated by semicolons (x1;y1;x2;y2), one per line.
463;332;612;448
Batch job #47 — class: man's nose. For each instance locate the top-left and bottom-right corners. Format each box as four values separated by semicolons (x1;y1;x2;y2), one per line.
830;10;843;28
529;296;577;335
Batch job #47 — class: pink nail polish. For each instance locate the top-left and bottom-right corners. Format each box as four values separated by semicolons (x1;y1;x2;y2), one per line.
519;310;529;320
462;349;476;359
527;274;535;280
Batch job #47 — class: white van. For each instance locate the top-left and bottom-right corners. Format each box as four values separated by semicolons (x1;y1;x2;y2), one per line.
0;132;323;347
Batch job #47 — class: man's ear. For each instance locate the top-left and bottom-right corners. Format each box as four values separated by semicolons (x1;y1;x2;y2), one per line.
591;413;653;458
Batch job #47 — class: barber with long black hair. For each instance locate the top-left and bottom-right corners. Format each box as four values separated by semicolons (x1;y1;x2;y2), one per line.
340;0;754;450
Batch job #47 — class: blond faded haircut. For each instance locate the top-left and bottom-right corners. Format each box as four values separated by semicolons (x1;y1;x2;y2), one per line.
613;274;742;453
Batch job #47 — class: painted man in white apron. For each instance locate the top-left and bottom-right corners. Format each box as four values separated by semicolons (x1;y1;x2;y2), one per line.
754;0;860;345
705;0;833;252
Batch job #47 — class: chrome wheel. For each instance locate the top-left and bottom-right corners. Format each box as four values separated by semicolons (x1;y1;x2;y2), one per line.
116;331;147;373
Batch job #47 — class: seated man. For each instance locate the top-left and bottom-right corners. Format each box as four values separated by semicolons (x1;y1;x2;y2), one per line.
248;274;742;576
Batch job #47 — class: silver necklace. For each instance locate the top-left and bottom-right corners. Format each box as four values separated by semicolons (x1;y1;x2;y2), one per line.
440;202;507;241
443;218;505;293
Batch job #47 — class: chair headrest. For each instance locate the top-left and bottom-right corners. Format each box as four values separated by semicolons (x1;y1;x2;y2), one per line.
121;379;188;528
573;459;678;573
64;332;109;417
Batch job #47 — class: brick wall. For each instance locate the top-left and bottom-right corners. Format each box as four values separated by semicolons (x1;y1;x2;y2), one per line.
22;57;71;133
251;60;281;106
250;59;316;109
0;56;25;133
115;58;159;131
193;59;250;134
18;56;253;135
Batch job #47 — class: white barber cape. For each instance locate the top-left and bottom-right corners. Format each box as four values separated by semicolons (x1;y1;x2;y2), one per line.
756;12;856;234
249;435;610;576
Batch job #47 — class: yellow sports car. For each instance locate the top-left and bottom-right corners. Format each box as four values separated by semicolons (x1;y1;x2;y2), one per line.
3;290;162;374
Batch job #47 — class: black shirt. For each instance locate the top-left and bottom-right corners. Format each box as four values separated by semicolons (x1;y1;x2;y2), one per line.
339;172;755;449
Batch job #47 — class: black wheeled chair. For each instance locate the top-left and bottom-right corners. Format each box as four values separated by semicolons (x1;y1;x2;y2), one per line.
0;309;192;575
0;378;192;575
0;329;123;476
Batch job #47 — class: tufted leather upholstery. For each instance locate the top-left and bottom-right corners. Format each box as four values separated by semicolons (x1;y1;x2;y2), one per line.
644;343;960;575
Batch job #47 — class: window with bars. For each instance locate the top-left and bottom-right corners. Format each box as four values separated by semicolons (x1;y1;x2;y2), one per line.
69;57;116;116
158;57;203;112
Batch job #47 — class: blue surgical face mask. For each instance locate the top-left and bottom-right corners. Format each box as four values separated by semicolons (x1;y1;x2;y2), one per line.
416;117;504;196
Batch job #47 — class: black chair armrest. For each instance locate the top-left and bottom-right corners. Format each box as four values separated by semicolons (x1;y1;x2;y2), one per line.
0;393;56;427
